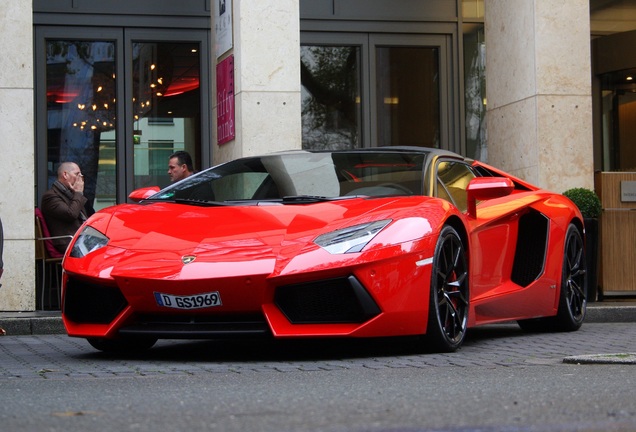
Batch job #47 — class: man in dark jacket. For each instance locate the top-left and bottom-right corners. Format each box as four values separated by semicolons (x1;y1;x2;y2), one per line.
41;162;88;253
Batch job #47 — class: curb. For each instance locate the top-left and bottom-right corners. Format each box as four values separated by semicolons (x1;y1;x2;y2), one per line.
563;353;636;365
584;304;636;323
0;315;65;336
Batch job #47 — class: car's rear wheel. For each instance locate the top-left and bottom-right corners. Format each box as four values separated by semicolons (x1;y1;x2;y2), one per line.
87;337;157;353
518;223;586;332
555;223;587;330
425;225;469;352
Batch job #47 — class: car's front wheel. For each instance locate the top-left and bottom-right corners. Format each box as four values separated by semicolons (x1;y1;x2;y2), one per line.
424;225;469;352
87;337;158;353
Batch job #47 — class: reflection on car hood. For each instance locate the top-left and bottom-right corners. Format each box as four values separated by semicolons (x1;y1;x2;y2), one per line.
95;197;432;255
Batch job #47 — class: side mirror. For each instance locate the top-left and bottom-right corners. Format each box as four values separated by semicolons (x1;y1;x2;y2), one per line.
466;177;514;218
128;186;160;203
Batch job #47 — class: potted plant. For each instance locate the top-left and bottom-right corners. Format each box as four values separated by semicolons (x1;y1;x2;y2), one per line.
562;188;602;302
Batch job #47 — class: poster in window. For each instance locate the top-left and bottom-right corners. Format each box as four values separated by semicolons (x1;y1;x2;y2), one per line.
215;0;233;58
217;55;235;145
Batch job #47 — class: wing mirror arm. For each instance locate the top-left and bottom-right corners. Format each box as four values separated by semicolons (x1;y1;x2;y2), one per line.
466;177;515;218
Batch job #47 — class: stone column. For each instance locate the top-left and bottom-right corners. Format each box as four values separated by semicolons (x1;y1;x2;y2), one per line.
0;0;36;310
213;0;301;165
485;0;593;192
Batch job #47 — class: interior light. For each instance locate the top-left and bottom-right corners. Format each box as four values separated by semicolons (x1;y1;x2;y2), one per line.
627;76;633;81
150;64;156;70
97;86;103;92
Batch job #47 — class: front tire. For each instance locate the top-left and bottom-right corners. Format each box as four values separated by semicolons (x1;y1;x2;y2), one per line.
87;337;157;353
425;225;469;352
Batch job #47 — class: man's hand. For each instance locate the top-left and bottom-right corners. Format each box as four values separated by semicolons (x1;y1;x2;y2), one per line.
71;174;85;193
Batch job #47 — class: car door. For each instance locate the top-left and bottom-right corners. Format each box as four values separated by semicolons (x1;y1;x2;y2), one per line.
434;159;546;321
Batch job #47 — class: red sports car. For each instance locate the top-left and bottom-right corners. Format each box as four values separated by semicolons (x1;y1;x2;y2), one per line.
61;147;587;353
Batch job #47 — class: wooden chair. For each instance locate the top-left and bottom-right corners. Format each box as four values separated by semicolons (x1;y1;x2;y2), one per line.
34;208;72;310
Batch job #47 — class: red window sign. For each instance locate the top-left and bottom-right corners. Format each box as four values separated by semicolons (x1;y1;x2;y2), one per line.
216;55;235;145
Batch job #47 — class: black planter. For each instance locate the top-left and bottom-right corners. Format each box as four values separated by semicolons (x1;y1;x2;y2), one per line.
584;218;599;302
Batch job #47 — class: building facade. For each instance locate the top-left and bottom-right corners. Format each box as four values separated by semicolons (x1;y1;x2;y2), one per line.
0;0;631;310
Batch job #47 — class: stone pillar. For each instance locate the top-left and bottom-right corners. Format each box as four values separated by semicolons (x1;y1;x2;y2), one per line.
485;0;593;192
213;0;301;165
0;0;36;310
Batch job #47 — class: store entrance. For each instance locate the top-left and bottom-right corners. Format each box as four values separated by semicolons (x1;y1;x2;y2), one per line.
35;28;210;211
300;33;453;151
595;30;636;172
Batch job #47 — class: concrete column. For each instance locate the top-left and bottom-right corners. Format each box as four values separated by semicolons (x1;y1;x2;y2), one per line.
0;0;36;310
213;0;301;165
485;0;593;192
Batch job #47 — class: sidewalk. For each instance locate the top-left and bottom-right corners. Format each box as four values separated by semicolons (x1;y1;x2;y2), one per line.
0;302;635;336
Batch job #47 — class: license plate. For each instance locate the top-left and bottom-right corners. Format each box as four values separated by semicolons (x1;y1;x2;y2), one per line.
154;291;222;310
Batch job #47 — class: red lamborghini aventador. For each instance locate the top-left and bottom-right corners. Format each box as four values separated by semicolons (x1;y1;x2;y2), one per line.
61;147;587;352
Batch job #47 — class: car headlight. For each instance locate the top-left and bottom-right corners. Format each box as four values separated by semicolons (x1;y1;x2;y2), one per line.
70;226;109;258
314;219;392;254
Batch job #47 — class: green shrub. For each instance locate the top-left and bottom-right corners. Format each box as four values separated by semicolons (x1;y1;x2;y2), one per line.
563;188;602;218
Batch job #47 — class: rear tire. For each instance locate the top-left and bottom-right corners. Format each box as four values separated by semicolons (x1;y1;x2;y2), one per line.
424;225;469;352
518;223;586;332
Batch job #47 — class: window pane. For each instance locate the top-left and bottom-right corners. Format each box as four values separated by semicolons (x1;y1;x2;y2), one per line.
462;0;484;19
436;161;475;212
45;41;117;213
132;42;201;189
301;46;362;150
376;47;439;147
600;69;636;171
464;24;487;160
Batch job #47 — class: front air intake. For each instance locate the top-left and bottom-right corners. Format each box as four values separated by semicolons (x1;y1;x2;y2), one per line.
64;277;127;324
275;275;381;324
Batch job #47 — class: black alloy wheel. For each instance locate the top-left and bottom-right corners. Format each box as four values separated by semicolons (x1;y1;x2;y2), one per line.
518;223;586;332
425;225;469;352
555;223;587;330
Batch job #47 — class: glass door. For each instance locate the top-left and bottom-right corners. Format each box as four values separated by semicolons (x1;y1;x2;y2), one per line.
300;33;454;150
37;28;122;214
370;34;452;149
126;30;210;192
36;28;210;211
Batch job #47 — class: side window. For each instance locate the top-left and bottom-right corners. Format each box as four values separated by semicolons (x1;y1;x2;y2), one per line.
435;161;476;212
212;172;272;201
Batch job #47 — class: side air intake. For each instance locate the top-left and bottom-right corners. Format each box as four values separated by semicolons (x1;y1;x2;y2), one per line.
511;210;549;287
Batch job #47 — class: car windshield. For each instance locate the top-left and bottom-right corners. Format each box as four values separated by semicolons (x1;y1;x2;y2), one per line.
147;151;427;204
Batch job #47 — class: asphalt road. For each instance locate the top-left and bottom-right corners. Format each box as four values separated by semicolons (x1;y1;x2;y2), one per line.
1;322;635;432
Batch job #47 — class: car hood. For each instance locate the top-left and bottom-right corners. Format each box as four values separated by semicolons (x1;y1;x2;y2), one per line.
72;196;442;279
99;197;430;250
